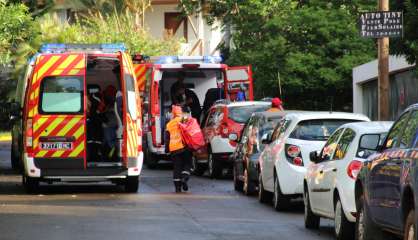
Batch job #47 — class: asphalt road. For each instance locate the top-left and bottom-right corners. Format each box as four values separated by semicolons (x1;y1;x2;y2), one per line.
0;143;334;240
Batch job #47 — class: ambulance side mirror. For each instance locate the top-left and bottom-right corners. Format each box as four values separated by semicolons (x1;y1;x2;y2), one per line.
9;102;21;120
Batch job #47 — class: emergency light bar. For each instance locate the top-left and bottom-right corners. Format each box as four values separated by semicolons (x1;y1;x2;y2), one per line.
39;43;126;54
155;55;223;64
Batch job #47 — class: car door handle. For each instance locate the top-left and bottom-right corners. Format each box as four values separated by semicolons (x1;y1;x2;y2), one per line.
332;168;337;172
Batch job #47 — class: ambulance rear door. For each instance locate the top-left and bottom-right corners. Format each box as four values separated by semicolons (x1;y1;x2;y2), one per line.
119;53;140;167
29;53;87;170
225;66;254;101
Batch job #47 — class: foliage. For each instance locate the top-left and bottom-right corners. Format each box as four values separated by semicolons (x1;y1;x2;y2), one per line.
181;0;376;110
9;9;182;101
391;0;418;64
0;1;36;65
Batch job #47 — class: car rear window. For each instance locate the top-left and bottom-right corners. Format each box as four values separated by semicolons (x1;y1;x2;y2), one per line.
228;105;270;123
40;76;83;114
290;119;361;141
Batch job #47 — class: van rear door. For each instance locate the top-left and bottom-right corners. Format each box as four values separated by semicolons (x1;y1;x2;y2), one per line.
120;53;139;167
225;66;254;101
29;53;87;169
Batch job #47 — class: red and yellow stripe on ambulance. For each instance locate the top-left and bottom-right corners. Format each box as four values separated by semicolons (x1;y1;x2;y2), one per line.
28;53;86;159
121;52;139;158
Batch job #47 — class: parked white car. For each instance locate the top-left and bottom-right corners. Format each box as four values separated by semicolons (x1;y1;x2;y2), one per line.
258;112;370;212
303;121;392;240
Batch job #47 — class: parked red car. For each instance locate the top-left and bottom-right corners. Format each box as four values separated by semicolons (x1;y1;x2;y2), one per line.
198;101;271;178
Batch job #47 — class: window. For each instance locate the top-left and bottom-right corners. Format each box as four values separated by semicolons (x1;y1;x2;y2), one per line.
271;119;291;141
321;128;344;161
228;105;270;124
206;107;223;127
333;128;356;160
125;74;137;120
290;119;359;141
40;76;83;114
240;117;255;144
400;111;418;149
384;112;410;149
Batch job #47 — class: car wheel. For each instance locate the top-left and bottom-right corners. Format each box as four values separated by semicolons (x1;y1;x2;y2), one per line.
335;197;354;240
233;165;243;191
355;195;384;240
258;173;272;204
404;209;415;240
192;156;206;176
23;175;39;194
243;169;255;196
273;175;290;211
304;187;320;229
208;150;222;179
125;176;139;193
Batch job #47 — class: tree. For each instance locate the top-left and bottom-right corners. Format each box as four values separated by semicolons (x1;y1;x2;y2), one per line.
0;0;36;66
181;0;376;110
391;0;418;64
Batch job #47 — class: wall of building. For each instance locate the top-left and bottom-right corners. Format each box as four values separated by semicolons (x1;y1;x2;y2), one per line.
144;4;222;55
352;56;416;120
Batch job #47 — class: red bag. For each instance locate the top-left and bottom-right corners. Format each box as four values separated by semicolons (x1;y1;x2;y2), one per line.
179;117;206;151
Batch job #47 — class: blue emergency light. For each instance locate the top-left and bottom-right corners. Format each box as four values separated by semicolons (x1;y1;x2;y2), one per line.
155;55;223;64
39;43;126;54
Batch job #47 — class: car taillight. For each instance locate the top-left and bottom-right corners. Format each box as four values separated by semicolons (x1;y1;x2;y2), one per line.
285;144;304;166
293;157;303;166
347;160;362;179
287;145;300;158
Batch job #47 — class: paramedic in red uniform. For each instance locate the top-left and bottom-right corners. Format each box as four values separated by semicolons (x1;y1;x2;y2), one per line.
165;105;193;193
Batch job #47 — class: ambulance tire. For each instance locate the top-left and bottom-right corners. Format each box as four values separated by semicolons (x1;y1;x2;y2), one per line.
145;149;159;169
23;176;39;194
11;146;19;171
125;176;139;193
10;135;21;171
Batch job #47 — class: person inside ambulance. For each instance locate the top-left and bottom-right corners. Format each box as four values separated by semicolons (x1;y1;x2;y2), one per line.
86;84;104;161
101;85;120;161
170;72;201;120
165;105;193;193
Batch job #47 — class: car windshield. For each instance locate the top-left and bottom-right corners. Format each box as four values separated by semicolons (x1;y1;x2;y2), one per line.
290;119;361;141
228;105;270;123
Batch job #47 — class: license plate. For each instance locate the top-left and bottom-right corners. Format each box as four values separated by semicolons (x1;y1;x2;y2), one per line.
40;142;73;150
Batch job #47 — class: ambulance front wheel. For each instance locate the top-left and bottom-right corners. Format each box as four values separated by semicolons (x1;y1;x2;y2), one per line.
125;176;139;193
23;175;39;194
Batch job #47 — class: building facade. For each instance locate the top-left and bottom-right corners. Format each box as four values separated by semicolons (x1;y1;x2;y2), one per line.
49;0;224;56
353;56;417;120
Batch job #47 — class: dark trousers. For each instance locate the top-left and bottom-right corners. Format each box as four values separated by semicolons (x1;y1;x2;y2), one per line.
171;149;192;183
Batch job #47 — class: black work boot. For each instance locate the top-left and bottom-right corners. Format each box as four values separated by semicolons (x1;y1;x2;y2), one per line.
182;174;189;192
174;181;182;193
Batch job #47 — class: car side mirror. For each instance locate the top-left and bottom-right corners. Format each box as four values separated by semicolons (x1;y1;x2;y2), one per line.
309;151;322;163
9;102;21;120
